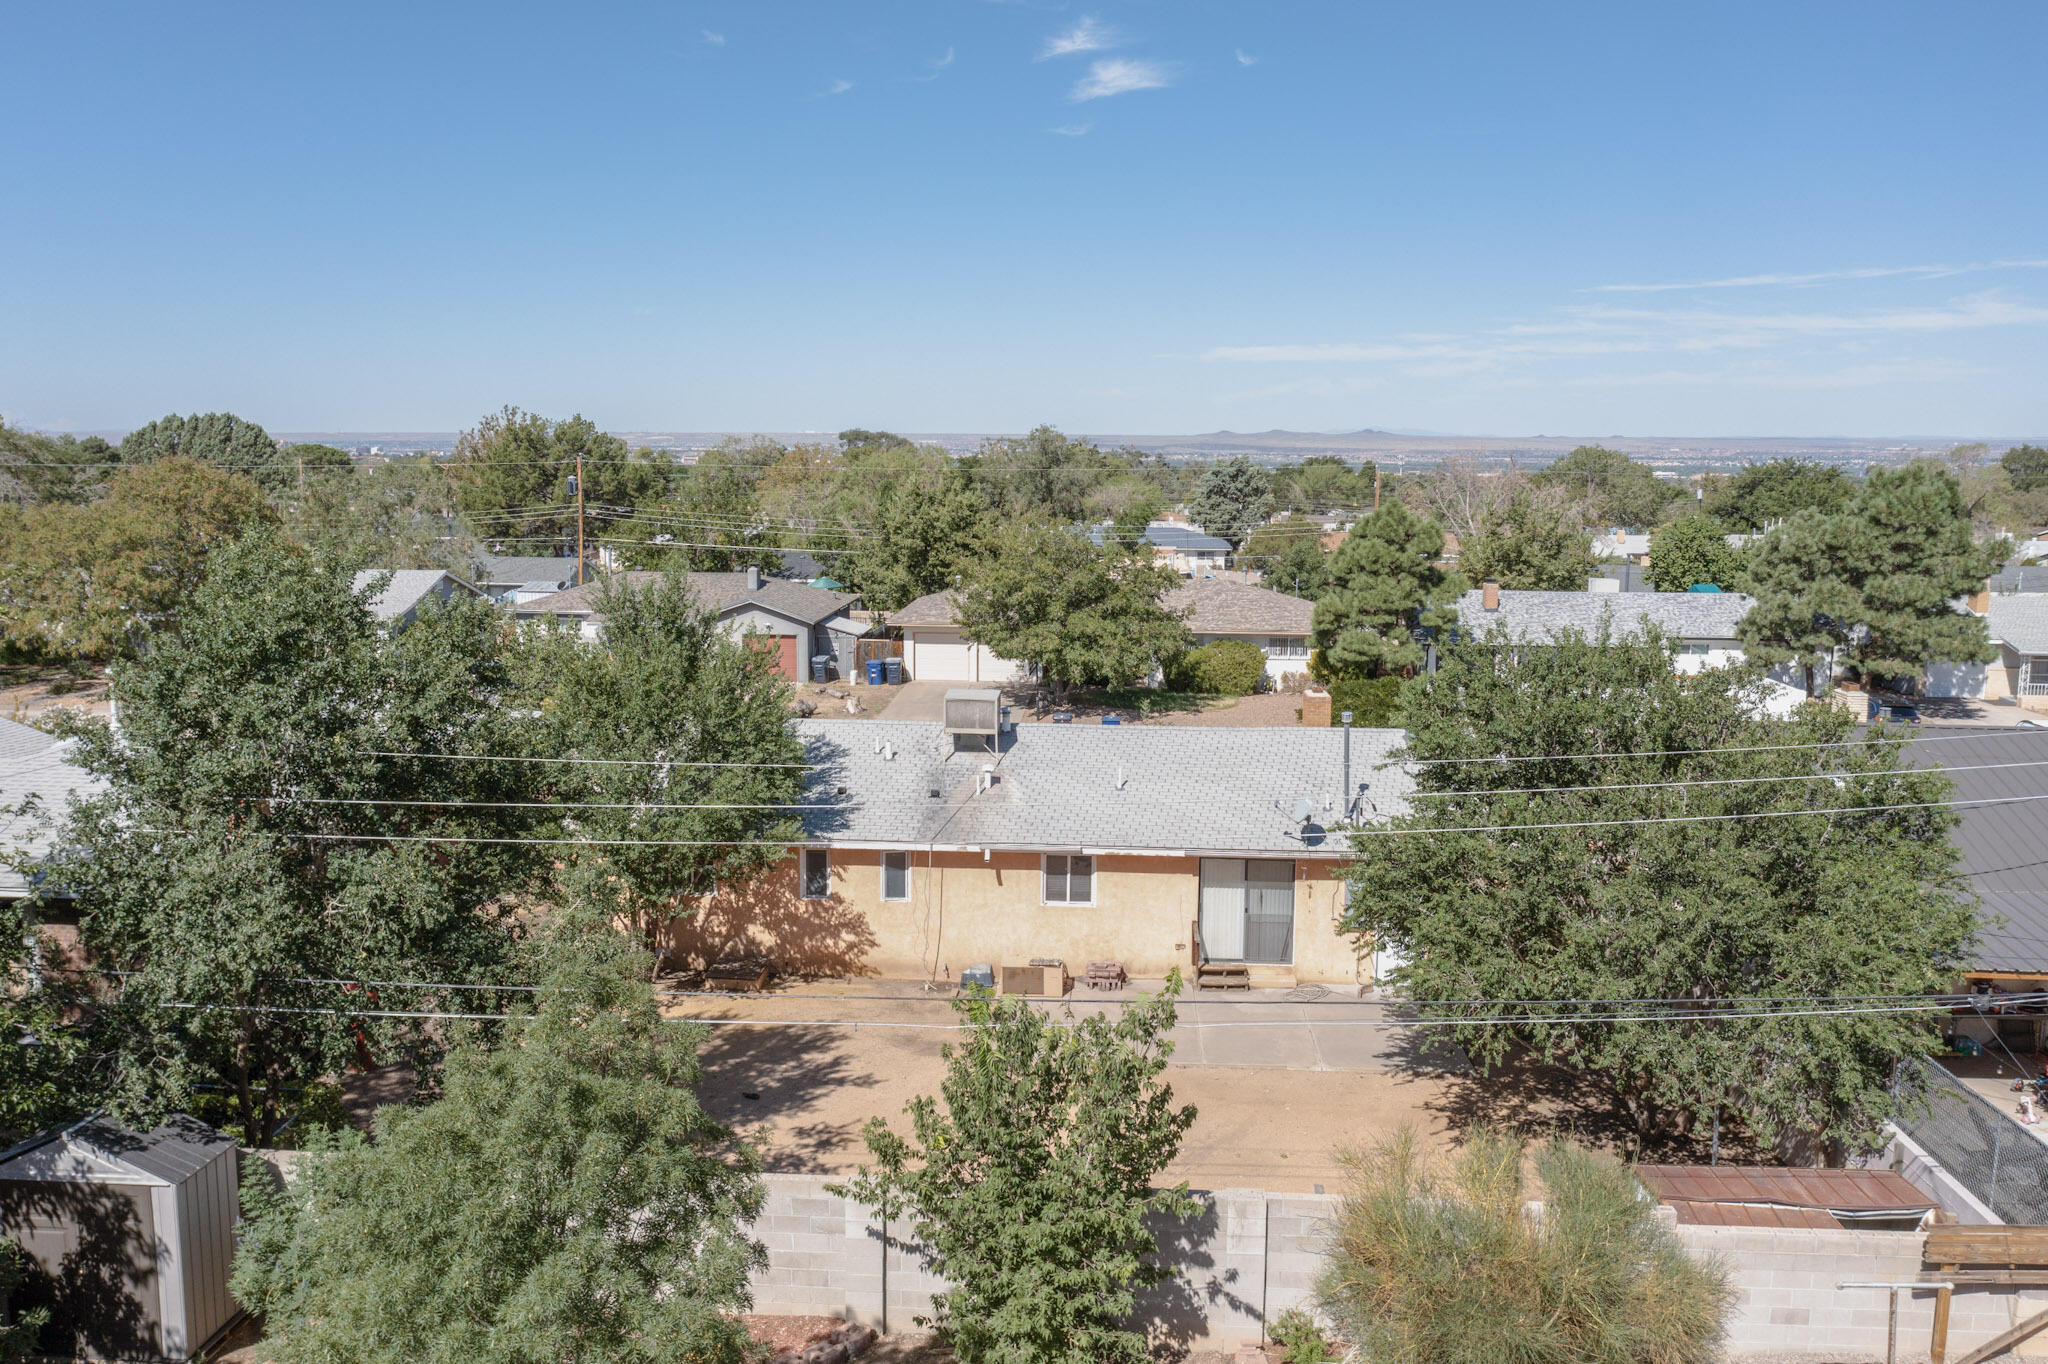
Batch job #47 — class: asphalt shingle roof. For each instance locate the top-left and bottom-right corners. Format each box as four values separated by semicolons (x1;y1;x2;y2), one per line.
1988;595;2048;654
889;590;962;628
1454;588;1754;641
515;572;860;627
794;719;1412;855
1167;579;1314;635
1908;728;2048;974
473;554;583;587
350;569;478;622
0;726;101;898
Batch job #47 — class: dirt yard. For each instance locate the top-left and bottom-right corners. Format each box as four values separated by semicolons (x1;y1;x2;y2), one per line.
0;666;111;725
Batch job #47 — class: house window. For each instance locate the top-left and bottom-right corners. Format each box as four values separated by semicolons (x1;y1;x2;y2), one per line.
1042;854;1095;905
1267;637;1308;658
881;851;910;902
801;848;831;900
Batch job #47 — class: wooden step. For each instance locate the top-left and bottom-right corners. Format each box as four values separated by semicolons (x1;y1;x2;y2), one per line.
1197;962;1251;991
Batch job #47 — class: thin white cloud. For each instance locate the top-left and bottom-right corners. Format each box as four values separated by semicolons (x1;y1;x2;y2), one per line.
1235;48;1257;66
1040;17;1117;60
701;29;725;46
1049;121;1093;136
1196;292;2048;372
915;47;956;81
1593;259;2048;293
813;79;854;99
1071;57;1173;101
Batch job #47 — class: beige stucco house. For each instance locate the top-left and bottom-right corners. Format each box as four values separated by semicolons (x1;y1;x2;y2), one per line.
1167;578;1314;682
665;708;1414;988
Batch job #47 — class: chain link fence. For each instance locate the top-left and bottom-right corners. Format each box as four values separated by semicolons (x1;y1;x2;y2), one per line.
1895;1056;2048;1224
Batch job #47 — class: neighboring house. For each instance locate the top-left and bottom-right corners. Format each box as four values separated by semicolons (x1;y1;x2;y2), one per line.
1981;594;2048;704
513;566;865;680
1592;528;1652;564
472;554;585;604
2015;530;2048;562
1167;578;1313;681
1091;522;1232;577
890;591;1031;686
0;717;102;972
662;708;1415;987
1987;564;2048;595
350;569;485;630
1457;583;1756;673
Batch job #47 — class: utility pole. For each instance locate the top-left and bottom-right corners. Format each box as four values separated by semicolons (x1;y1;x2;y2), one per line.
1373;465;1381;511
574;454;585;586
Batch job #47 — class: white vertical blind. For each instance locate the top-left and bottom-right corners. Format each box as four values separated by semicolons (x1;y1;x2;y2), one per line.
1199;858;1246;960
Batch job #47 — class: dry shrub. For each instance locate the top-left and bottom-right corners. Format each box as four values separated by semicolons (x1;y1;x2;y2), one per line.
1317;1127;1730;1364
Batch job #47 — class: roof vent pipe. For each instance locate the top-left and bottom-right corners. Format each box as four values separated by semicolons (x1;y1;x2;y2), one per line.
979;764;995;793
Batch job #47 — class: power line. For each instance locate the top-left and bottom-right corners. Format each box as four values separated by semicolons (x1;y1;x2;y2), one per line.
251;797;829;811
1349;792;2048;837
1391;725;2048;768
359;750;807;768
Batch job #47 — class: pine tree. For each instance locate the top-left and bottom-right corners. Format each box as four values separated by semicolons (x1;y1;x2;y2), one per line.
1188;455;1275;548
1310;501;1462;676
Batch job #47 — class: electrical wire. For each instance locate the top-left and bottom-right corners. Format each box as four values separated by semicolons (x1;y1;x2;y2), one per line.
359;750;807;768
248;797;830;811
1406;757;2048;800
1390;725;2048;768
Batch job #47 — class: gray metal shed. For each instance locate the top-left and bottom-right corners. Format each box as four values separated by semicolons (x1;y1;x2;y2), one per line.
0;1115;239;1361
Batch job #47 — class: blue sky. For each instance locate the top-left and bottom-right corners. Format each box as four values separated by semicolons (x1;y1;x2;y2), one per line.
4;1;2045;438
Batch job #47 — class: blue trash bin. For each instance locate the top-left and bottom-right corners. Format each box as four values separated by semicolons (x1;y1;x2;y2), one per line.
865;658;885;686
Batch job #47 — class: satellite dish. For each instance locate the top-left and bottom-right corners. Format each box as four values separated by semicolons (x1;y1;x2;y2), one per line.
1290;795;1316;824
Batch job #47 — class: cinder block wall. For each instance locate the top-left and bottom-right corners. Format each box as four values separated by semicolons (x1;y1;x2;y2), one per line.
747;1174;2048;1357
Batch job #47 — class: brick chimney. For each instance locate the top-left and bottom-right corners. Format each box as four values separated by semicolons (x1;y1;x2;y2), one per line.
1301;687;1332;727
1482;579;1500;611
1969;583;1991;615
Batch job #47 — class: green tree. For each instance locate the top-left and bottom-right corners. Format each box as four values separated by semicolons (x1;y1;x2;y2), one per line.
283;456;478;573
231;923;763;1364
1532;445;1681;528
841;469;991;612
119;411;293;494
1189;455;1276;548
1311;501;1461;677
49;534;557;1145
961;425;1107;522
955;525;1191;701
0;422;108;505
1707;458;1856;532
1271;456;1376;514
1740;463;2005;694
448;407;670;555
0;455;275;659
610;440;781;573
1319;1128;1729;1364
1342;627;1972;1159
1645;513;1748;592
1239;516;1332;598
839;982;1198;1364
534;571;807;966
0;1239;50;1362
1460;490;1596;590
2003;444;2048;494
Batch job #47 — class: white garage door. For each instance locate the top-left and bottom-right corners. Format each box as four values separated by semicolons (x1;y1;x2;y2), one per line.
909;629;978;681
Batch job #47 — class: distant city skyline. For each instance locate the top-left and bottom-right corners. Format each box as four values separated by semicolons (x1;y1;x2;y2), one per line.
4;1;2045;437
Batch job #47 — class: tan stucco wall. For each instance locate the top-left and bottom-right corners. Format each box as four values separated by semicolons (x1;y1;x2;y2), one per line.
664;849;1369;986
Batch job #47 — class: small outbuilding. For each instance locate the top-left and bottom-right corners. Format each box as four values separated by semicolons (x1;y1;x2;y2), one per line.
0;1115;239;1361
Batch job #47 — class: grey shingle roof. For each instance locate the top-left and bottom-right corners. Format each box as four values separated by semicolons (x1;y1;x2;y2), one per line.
473;554;584;587
1988;595;2048;654
1908;728;2048;973
794;719;1412;855
1455;588;1754;641
514;572;860;626
0;717;61;763
889;590;962;628
0;736;102;897
1167;579;1313;635
350;569;479;622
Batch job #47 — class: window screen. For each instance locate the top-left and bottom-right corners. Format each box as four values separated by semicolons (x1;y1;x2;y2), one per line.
881;851;909;901
1043;854;1095;904
802;848;830;899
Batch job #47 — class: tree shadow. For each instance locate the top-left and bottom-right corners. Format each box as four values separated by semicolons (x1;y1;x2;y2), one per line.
692;1016;882;1170
665;869;882;979
1133;1195;1252;1361
0;1178;158;1359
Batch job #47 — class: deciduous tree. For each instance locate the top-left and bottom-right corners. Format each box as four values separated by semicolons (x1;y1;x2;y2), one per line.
841;470;991;613
1646;513;1748;592
1707;458;1856;532
231;923;763;1364
1460;489;1596;590
1342;628;1973;1159
839;982;1197;1364
447;407;670;555
1239;515;1332;599
1310;501;1460;676
2003;444;2048;494
1532;445;1680;528
49;534;556;1145
955;526;1190;701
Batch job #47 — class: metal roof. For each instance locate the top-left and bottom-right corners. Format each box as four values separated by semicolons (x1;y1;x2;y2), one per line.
1636;1165;1935;1225
793;719;1412;855
0;1114;234;1186
1455;588;1754;641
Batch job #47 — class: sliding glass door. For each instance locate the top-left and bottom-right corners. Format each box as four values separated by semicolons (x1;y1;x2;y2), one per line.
1198;859;1295;964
